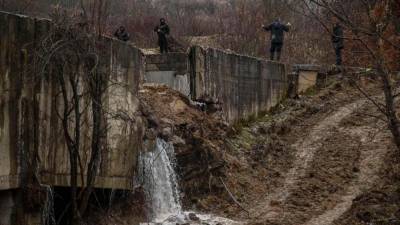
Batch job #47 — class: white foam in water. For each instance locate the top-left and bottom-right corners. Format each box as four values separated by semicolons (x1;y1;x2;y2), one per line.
139;138;240;225
139;138;182;222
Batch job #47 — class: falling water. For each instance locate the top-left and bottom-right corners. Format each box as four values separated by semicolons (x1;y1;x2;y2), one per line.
139;138;182;222
139;138;239;225
41;185;56;225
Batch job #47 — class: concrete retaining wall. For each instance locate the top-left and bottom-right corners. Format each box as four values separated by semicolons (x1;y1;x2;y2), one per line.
0;11;144;191
144;53;190;96
189;46;288;123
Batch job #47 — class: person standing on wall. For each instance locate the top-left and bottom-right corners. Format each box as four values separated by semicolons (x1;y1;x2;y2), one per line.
332;22;344;66
262;19;290;61
154;18;170;54
114;26;130;42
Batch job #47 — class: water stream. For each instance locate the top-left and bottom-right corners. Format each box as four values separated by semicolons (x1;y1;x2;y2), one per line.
139;138;239;225
41;185;56;225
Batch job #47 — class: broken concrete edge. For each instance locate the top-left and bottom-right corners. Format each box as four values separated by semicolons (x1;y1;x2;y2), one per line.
144;53;187;74
292;64;322;72
143;51;190;96
190;45;286;66
143;51;187;57
188;45;289;124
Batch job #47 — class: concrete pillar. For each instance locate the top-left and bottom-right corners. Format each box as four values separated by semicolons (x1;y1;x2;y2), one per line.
293;64;321;94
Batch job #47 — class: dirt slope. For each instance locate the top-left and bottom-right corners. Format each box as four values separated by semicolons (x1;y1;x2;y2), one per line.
139;84;231;209
223;81;399;225
85;80;399;225
138;81;399;225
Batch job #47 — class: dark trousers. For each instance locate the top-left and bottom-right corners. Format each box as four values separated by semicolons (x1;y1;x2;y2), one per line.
159;36;168;54
270;42;283;61
335;47;343;65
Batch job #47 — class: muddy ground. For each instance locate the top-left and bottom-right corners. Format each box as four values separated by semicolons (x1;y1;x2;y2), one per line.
86;78;399;225
222;79;400;225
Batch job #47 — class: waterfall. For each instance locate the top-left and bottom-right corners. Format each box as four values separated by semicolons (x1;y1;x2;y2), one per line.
41;186;56;225
139;138;183;222
139;138;239;225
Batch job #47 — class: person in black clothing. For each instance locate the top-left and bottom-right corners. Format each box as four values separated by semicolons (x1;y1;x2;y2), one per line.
114;26;130;42
263;19;290;61
154;18;170;53
332;22;344;66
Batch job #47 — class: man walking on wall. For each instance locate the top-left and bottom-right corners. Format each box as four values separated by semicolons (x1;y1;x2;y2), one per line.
263;19;290;61
332;22;344;66
154;18;170;53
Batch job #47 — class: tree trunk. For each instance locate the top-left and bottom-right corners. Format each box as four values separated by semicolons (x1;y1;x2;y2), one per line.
79;70;103;216
70;73;81;225
58;66;81;225
379;66;400;150
376;37;400;151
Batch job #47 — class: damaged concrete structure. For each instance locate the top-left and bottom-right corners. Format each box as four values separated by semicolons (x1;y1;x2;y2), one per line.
144;52;190;96
143;47;290;123
189;46;288;123
293;64;321;93
0;11;144;224
0;10;318;225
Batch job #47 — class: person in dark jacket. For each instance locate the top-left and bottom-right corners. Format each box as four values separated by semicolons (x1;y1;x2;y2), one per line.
263;19;290;61
114;26;130;42
154;18;170;53
332;22;344;65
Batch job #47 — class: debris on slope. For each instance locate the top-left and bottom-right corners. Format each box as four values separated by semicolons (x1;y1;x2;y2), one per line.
85;78;399;225
139;84;230;208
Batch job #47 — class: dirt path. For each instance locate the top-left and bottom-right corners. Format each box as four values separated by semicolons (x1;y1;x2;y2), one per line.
250;100;367;221
245;92;394;225
304;123;388;225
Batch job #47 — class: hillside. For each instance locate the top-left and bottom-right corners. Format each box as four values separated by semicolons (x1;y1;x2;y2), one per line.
87;77;399;225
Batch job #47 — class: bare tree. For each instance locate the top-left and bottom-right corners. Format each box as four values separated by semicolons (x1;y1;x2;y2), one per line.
36;8;110;224
301;0;400;151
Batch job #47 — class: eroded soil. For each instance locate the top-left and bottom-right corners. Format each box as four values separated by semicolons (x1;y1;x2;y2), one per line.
222;81;399;225
86;80;399;225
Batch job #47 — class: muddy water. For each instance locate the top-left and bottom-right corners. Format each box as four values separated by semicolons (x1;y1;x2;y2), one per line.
139;138;239;225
